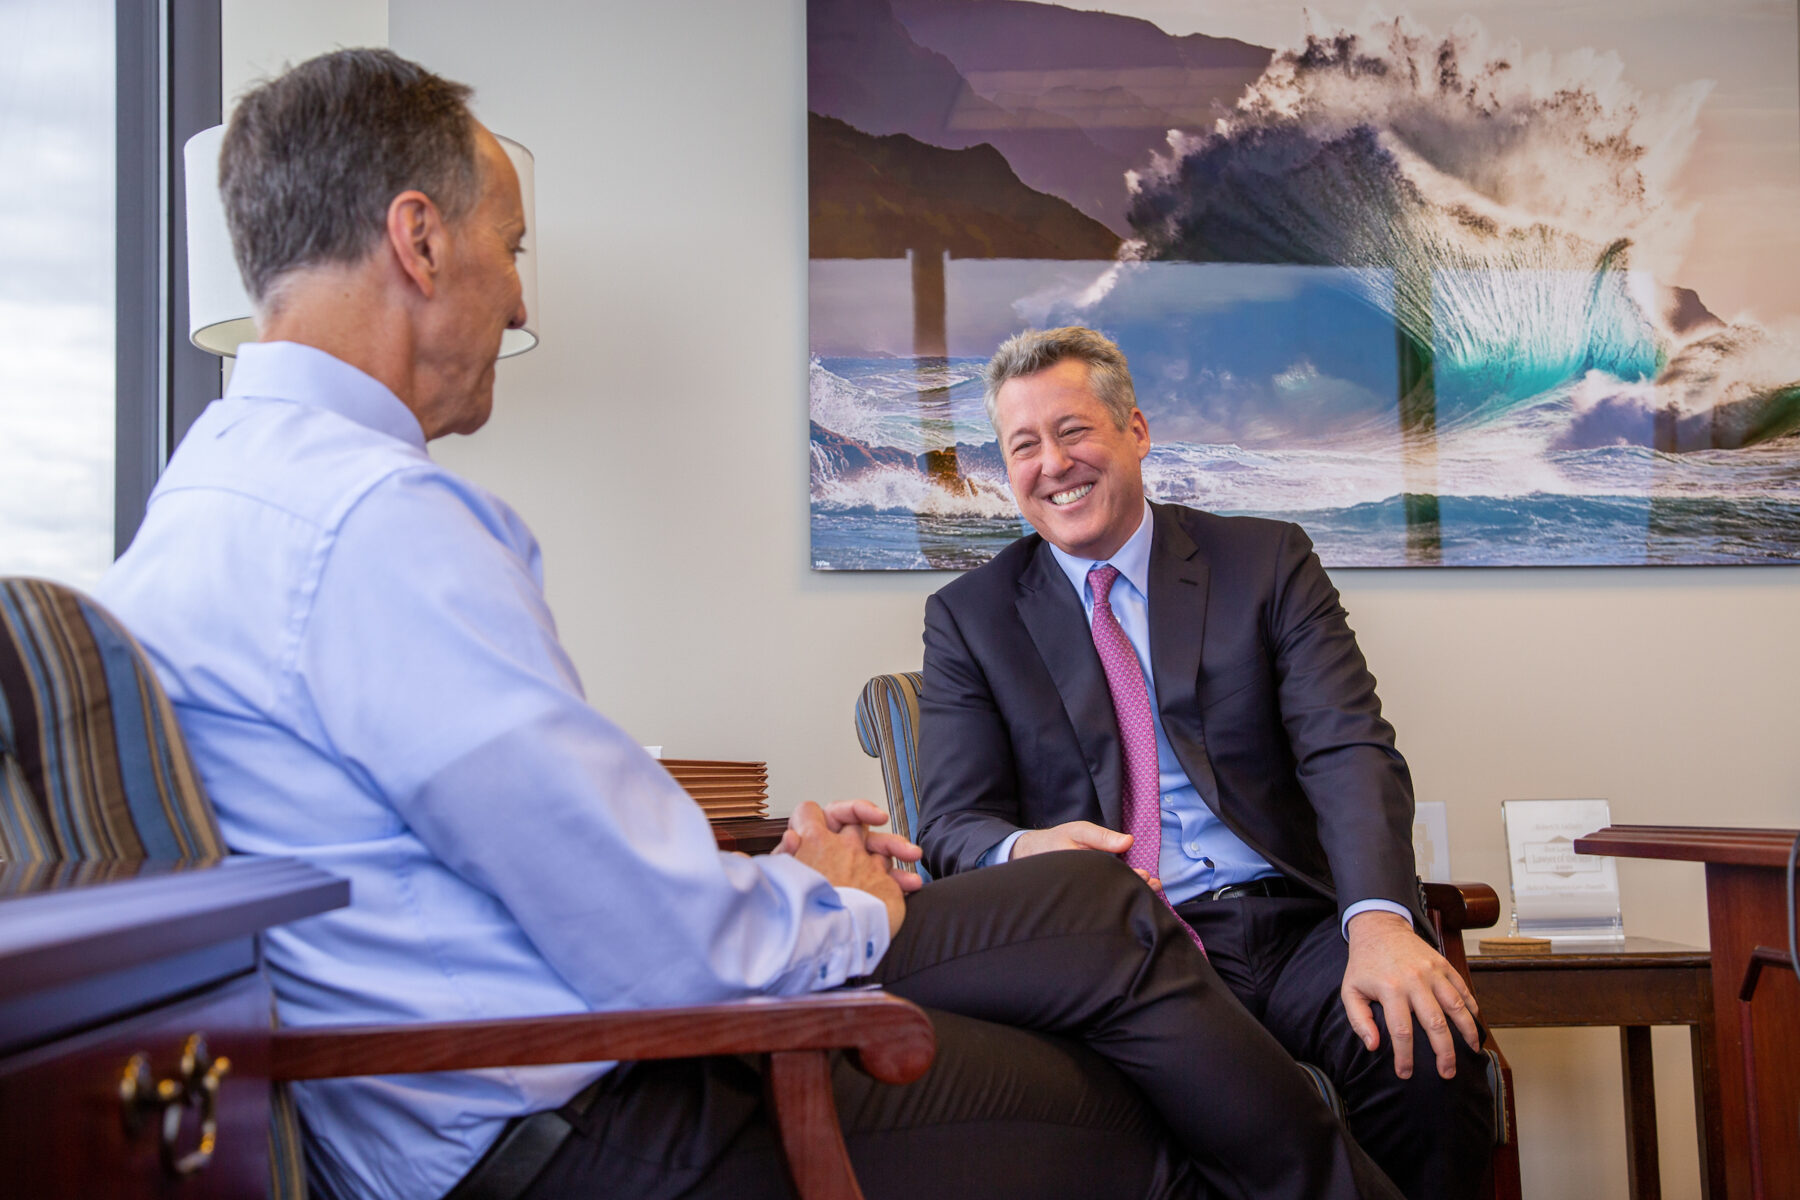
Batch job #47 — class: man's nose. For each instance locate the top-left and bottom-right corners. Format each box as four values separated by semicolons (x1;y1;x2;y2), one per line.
1040;439;1073;474
508;296;529;330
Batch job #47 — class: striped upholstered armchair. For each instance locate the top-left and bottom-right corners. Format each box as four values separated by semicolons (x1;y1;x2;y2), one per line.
854;669;1523;1200
0;578;224;863
0;577;930;1200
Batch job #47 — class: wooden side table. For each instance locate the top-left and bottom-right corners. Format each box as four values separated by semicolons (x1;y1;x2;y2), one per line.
1575;825;1800;1200
710;815;788;855
1468;935;1724;1200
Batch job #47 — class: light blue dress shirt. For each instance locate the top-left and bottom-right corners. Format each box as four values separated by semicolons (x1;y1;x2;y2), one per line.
98;342;889;1200
985;503;1409;930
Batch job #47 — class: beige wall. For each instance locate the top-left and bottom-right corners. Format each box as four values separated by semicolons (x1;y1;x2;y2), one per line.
221;0;385;104
222;2;1800;1195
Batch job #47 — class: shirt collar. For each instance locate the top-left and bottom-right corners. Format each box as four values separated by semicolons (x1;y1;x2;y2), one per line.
225;341;427;451
1047;500;1154;604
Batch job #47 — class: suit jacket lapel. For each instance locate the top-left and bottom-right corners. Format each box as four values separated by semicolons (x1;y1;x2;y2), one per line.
1147;504;1219;801
1015;541;1123;828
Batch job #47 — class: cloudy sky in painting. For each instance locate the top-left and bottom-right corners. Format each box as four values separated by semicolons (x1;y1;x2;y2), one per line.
1083;0;1800;321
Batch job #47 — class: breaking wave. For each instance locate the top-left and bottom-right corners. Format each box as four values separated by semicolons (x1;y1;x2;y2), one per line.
1120;12;1800;447
811;460;1020;518
809;356;989;454
810;356;1016;517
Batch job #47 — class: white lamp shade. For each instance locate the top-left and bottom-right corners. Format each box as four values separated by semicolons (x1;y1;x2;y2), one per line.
183;125;540;358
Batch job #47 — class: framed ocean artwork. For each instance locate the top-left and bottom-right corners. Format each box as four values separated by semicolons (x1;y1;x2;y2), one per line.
806;0;1800;567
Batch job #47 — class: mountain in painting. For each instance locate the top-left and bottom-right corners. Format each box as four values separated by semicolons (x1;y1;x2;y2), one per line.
809;0;1129;227
807;0;1272;234
809;113;1120;259
890;0;1269;178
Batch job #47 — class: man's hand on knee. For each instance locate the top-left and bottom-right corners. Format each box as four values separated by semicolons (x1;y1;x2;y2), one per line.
1012;822;1160;888
1341;911;1482;1080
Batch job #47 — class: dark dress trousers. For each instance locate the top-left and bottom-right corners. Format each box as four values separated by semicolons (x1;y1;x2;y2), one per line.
917;502;1494;1200
522;852;1402;1200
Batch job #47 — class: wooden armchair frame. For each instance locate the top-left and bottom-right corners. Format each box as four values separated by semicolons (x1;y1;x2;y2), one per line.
1422;881;1523;1200
272;990;935;1200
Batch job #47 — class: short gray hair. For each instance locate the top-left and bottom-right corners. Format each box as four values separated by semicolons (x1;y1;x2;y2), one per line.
983;327;1137;431
220;48;480;305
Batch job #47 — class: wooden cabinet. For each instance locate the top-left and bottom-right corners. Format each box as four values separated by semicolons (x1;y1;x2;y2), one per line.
0;858;347;1197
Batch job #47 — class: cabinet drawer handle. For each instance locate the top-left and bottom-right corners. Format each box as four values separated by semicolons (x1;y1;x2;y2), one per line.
118;1033;233;1177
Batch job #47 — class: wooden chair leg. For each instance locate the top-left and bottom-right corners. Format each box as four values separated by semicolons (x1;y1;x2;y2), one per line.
768;1049;863;1200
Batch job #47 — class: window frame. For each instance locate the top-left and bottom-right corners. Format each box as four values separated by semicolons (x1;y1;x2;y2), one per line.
114;0;221;557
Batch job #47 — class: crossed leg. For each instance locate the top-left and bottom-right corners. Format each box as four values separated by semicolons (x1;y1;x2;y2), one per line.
525;852;1402;1200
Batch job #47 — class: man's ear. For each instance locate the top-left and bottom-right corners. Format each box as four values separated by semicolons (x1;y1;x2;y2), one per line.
385;189;445;299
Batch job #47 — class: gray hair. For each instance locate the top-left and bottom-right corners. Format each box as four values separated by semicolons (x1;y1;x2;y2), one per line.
220;48;480;305
983;326;1137;431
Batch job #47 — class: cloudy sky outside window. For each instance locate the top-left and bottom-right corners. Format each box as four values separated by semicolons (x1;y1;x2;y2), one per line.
0;0;115;589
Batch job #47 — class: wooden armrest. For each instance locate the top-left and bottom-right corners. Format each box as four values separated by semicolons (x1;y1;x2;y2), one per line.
1421;881;1500;933
272;990;935;1086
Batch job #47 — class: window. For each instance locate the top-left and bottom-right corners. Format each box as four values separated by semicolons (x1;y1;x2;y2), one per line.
0;0;218;589
0;0;117;589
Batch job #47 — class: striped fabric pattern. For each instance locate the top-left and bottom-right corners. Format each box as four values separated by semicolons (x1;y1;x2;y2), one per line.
854;671;929;880
0;577;224;863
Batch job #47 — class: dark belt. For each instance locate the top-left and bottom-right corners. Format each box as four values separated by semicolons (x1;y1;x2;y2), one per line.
1188;875;1313;903
441;1075;609;1200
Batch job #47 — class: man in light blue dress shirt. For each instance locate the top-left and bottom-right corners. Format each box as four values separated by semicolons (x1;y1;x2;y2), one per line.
99;49;1406;1200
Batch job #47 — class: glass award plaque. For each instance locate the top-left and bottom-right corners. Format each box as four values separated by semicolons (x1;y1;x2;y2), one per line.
1500;798;1623;941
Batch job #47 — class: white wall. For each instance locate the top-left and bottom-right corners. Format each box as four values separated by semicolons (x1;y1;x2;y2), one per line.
222;3;1800;1196
221;0;384;105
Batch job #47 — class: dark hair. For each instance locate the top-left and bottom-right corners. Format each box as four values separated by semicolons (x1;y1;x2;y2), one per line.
220;48;479;304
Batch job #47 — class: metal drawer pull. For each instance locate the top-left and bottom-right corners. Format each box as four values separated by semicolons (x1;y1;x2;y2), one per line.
118;1033;233;1177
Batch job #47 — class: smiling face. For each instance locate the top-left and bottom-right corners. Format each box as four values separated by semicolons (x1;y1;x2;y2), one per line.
994;357;1151;561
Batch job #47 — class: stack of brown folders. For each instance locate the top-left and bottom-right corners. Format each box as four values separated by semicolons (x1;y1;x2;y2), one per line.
662;759;769;821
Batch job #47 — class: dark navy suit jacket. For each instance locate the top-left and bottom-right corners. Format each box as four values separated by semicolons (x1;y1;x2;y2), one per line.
916;501;1424;930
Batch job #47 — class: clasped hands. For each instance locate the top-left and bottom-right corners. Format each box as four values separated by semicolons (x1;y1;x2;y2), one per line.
772;799;922;936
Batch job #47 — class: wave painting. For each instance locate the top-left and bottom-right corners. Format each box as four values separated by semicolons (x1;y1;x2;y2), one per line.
807;0;1800;567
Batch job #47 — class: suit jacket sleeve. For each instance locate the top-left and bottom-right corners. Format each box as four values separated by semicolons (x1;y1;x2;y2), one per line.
916;590;1026;876
1265;523;1419;925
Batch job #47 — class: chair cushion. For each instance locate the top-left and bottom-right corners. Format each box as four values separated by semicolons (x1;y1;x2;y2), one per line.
0;577;223;861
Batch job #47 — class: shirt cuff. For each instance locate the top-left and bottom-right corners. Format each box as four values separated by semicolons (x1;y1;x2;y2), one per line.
1341;898;1414;940
977;830;1027;868
831;885;893;980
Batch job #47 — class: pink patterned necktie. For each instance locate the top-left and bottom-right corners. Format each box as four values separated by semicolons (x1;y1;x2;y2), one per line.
1088;565;1204;952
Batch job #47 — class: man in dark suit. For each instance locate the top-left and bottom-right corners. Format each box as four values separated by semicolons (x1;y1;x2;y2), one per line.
918;326;1495;1200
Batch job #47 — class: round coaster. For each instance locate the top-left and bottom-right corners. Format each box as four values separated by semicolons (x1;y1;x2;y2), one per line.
1478;935;1553;956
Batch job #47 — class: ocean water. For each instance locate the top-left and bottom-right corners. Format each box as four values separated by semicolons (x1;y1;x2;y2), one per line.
808;15;1800;570
809;351;1800;569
